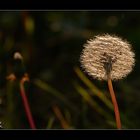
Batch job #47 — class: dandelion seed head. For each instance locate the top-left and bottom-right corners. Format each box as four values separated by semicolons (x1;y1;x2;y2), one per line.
80;34;135;80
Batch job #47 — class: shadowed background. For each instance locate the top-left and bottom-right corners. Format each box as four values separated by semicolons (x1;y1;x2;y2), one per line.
0;11;139;129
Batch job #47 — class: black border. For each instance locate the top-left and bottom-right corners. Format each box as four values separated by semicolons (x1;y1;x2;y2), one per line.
0;130;140;139
0;1;139;10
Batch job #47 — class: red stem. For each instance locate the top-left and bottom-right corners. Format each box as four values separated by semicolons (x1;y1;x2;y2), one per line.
108;79;121;129
20;82;36;129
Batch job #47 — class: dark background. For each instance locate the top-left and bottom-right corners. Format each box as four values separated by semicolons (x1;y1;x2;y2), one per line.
0;11;139;129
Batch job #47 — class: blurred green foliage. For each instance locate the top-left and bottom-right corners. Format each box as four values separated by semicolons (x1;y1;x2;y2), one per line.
0;11;139;129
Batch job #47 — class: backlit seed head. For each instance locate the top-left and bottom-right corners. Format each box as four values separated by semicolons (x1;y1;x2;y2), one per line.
80;34;135;81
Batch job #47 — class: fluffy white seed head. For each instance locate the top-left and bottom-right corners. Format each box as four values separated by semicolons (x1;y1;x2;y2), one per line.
80;34;135;81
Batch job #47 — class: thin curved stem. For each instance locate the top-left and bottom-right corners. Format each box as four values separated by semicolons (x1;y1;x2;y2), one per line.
20;81;36;129
108;79;121;129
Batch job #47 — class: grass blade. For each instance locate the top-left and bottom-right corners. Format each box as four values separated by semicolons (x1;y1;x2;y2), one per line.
74;67;113;110
34;79;78;112
74;82;114;121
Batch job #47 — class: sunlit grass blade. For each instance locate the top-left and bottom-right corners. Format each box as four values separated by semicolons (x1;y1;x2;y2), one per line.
34;79;78;113
74;67;113;110
46;116;55;129
74;82;114;121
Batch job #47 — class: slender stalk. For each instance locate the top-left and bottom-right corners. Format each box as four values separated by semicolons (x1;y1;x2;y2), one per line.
52;105;70;129
20;81;36;129
108;79;121;129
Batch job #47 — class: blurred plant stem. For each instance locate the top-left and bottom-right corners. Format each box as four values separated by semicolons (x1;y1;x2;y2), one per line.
20;79;36;129
6;81;15;128
46;116;55;129
52;105;70;129
6;72;36;129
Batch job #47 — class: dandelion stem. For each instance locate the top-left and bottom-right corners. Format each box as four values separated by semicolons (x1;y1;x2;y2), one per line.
20;81;36;129
107;79;121;129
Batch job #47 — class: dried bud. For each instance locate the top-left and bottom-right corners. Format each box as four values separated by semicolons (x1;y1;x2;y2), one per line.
14;52;23;60
13;52;26;79
80;34;135;80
